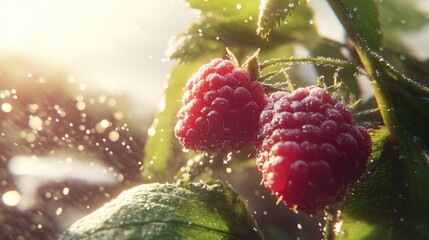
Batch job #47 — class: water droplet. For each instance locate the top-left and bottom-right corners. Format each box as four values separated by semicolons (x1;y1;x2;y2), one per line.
29;115;43;131
334;220;343;234
27;104;39;113
236;3;242;10
45;192;52;199
76;101;86;111
108;131;120;142
297;223;302;230
63;187;70;195
1;103;12;112
56;207;63;216
2;190;21;206
148;127;156;136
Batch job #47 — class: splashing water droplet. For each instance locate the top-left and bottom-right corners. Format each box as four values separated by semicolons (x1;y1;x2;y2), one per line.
56;207;63;216
2;190;21;206
29;115;43;131
108;131;120;142
1;103;12;112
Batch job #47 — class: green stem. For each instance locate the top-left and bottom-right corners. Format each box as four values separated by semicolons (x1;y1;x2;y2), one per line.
328;1;429;238
326;0;391;129
260;56;363;74
369;51;429;96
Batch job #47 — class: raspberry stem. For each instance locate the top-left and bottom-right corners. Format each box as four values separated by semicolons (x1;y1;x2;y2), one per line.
260;56;365;75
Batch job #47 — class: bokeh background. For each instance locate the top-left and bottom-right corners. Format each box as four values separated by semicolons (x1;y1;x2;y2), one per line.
0;0;428;239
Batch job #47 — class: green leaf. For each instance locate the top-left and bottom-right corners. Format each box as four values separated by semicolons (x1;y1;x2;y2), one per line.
379;0;429;32
333;69;429;239
379;0;429;52
323;5;429;237
328;0;382;51
59;180;264;240
336;128;392;240
257;0;303;39
187;0;259;19
167;20;263;62
169;0;318;62
143;55;220;180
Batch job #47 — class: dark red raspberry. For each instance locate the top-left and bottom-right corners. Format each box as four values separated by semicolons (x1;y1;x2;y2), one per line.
256;86;371;214
175;58;267;152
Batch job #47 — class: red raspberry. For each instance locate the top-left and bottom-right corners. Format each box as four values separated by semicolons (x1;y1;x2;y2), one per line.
256;86;371;214
175;58;267;152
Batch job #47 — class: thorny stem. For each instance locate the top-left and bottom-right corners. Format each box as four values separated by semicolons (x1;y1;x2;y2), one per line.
326;0;399;135
328;2;429;239
259;56;365;75
369;50;429;96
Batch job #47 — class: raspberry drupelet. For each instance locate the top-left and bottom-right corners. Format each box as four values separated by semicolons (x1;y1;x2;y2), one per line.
175;58;267;153
256;86;371;214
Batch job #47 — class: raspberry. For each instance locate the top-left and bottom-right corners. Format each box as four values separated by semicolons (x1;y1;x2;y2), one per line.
175;58;267;152
256;86;371;214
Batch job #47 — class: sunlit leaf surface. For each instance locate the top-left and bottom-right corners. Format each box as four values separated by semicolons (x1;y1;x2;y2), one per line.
59;180;264;240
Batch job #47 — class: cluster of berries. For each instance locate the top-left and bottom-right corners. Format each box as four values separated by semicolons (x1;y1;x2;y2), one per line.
174;57;371;214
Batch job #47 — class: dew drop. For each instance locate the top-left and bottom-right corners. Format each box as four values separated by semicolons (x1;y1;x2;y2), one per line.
148;127;156;136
